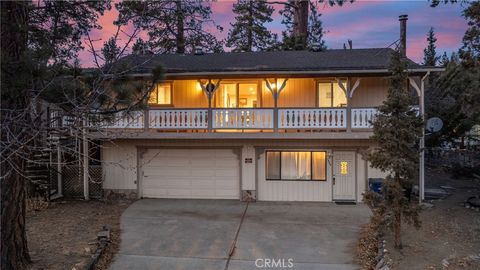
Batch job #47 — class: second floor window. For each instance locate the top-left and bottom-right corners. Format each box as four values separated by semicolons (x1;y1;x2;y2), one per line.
149;82;172;105
318;81;347;107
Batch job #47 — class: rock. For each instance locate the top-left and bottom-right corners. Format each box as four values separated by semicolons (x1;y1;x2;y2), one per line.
465;203;471;209
442;258;449;268
380;265;390;270
421;202;434;209
375;258;385;270
84;247;91;253
97;228;110;241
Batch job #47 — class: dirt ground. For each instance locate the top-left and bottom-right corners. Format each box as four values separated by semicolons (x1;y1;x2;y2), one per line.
385;168;480;270
26;199;132;270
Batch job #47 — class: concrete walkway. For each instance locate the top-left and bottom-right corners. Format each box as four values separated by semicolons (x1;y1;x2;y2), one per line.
110;199;370;270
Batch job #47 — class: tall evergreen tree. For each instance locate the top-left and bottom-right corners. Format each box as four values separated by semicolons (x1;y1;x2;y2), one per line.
1;1;112;269
132;37;153;55
307;1;326;51
366;50;423;249
423;27;439;66
427;1;480;147
225;0;275;52
116;0;223;54
280;0;326;50
102;37;121;64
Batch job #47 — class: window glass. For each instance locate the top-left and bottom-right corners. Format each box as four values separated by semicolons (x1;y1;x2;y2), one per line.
216;84;237;108
238;83;258;108
266;151;327;181
333;83;347;107
312;152;327;180
148;83;171;105
281;152;311;180
266;152;280;179
318;81;347;107
318;83;331;107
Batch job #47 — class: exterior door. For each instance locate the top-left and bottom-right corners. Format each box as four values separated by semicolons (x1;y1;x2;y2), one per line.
333;151;356;201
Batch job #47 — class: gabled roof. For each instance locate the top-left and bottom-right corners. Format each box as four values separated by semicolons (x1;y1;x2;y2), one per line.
113;48;435;77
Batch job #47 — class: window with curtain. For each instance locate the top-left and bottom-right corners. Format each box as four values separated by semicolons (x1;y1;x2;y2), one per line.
148;82;172;105
266;151;327;181
317;81;347;107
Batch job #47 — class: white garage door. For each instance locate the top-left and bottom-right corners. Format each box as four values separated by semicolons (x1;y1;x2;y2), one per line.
141;148;240;199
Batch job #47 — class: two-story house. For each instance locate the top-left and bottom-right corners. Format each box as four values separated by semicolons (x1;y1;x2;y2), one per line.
92;43;439;202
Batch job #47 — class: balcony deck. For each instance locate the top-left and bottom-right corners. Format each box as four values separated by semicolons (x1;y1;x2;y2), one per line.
72;107;377;140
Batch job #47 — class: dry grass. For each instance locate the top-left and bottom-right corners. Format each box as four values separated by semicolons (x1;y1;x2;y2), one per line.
27;199;132;270
356;215;382;270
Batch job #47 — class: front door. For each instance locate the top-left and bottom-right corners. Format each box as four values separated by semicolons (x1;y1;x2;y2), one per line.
333;151;356;201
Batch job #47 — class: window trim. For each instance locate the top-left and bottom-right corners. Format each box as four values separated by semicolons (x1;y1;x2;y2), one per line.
148;81;174;107
265;150;327;181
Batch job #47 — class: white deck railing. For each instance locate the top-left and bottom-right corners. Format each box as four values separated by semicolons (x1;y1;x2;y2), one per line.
213;109;273;129
149;109;208;129
53;107;380;131
351;108;378;129
278;108;347;129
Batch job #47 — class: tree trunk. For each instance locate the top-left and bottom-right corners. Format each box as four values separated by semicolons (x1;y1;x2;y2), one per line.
393;210;402;249
175;0;185;54
1;161;31;270
292;0;309;50
1;2;32;269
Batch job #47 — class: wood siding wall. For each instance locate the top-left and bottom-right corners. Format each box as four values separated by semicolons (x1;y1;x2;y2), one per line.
172;80;208;108
162;77;388;108
349;77;389;107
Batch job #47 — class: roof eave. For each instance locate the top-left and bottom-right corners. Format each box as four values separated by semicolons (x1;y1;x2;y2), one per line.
122;67;444;79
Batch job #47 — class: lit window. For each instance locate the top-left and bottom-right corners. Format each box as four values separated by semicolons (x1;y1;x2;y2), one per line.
340;161;348;175
266;151;327;181
149;83;172;105
318;81;347;107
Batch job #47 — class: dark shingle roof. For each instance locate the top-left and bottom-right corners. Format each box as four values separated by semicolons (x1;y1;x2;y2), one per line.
115;48;422;75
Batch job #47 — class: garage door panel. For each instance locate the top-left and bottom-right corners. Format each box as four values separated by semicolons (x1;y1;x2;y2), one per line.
141;149;239;199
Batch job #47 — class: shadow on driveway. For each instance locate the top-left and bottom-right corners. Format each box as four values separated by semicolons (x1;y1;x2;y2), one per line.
110;199;370;270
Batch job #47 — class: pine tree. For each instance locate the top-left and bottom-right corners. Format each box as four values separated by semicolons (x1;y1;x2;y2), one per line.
102;37;121;65
427;1;480;147
439;52;450;67
132;38;153;55
226;0;274;52
459;1;480;67
116;0;223;54
366;50;423;249
280;0;326;50
1;1;112;268
423;27;439;66
307;1;326;51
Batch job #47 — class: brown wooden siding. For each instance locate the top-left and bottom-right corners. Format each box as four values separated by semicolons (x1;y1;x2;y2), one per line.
160;77;388;108
349;77;389;107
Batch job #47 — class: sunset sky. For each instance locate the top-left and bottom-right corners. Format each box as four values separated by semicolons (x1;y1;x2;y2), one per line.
79;0;469;67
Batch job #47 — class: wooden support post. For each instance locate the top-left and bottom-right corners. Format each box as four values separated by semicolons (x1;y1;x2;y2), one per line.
207;95;213;132
264;78;287;133
57;142;62;196
82;121;89;200
199;79;221;133
144;109;149;132
409;73;429;203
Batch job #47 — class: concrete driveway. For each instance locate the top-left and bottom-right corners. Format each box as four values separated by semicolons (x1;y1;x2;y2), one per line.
110;199;370;270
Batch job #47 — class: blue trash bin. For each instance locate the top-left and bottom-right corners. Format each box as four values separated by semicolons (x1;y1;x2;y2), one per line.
368;178;384;193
